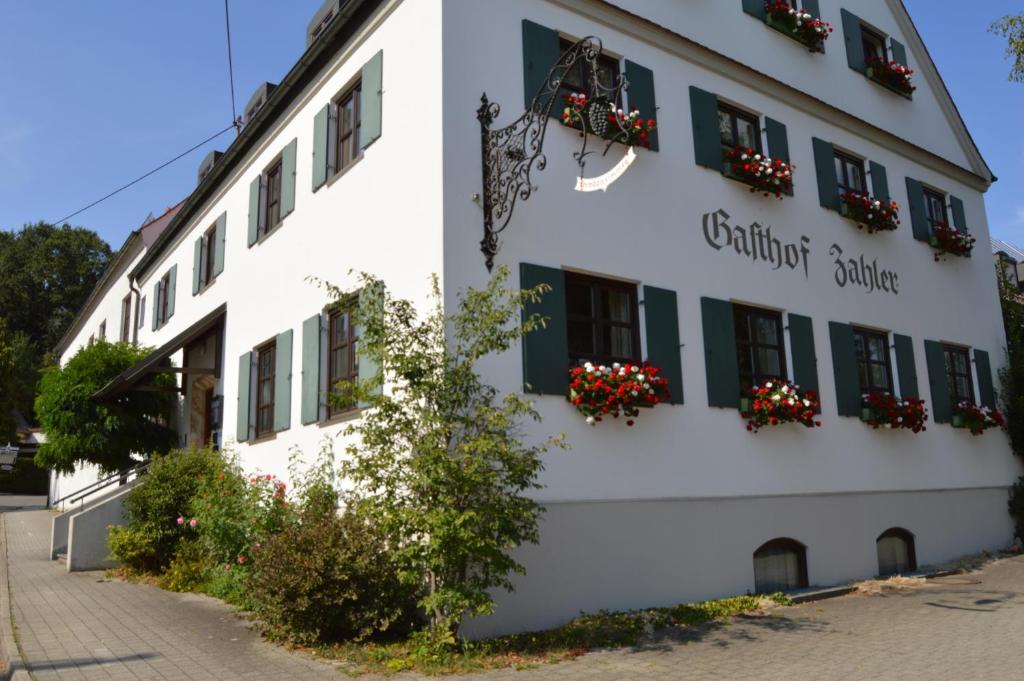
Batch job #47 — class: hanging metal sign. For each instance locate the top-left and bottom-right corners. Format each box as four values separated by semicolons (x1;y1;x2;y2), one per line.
574;146;637;192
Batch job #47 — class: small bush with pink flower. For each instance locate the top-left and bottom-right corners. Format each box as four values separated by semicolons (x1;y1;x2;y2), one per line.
839;191;900;233
861;390;928;432
724;147;794;198
568;361;671;426
561;93;657;149
740;379;821;432
929;222;976;260
865;56;915;95
764;1;833;51
953;401;1005;435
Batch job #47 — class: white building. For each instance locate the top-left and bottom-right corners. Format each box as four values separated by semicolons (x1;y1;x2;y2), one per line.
54;0;1020;636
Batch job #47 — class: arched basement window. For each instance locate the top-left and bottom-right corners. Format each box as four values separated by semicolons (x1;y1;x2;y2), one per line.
753;537;808;593
877;527;917;576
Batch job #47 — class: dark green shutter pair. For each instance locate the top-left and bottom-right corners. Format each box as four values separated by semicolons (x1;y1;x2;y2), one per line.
520;263;682;404
151;265;177;330
192;212;227;295
923;342;995;424
236;329;293;442
828;324;918;417
905;178;969;243
247;138;298;246
690;87;789;171
812;138;889;210
312;50;384;191
522;21;659;150
700;298;818;408
841;9;907;72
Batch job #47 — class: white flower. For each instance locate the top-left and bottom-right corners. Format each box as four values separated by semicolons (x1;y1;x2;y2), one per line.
754;154;762;161
781;385;789;394
741;153;749;161
766;381;774;388
803;399;811;407
585;416;595;426
612;362;621;369
772;394;781;401
584;362;594;372
643;383;650;390
631;390;639;397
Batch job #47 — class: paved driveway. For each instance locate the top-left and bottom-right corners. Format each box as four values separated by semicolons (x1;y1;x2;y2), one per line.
2;497;1023;680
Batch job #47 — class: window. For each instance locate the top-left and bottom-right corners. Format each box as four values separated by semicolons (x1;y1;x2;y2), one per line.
120;295;132;342
861;26;886;62
834;151;866;195
327;309;359;417
877;528;916;576
262;160;283;238
853;327;893;394
943;345;974;404
718;103;761;157
137;296;146;330
923;188;949;232
565;273;640;367
98;321;106;341
558;38;621;103
198;224;217;290
255;341;276;437
734;306;786;392
753;538;808;593
335;81;362;174
155;271;172;328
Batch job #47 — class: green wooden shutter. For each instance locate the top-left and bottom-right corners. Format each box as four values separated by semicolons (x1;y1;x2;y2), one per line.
765;118;789;165
975;349;995;408
869;161;890;203
924;340;951;423
893;334;919;399
828;322;860;417
360;50;383;149
689;86;721;170
522;20;561;110
789;314;819;400
236;352;252;442
643;286;682;404
520;263;568;395
312;103;330;191
166;265;176;319
301;314;322;425
624;60;658;151
151;281;159;331
905;177;929;241
812;137;839;211
192;237;202;295
949;195;968;233
280;138;297;218
890;39;907;66
742;0;766;20
802;0;821;18
700;297;740;408
213;212;226;276
247;176;261;246
273;329;293;432
841;9;866;73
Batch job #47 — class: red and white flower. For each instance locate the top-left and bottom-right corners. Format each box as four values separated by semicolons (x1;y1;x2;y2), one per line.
765;1;833;51
930;222;976;260
953;401;1004;436
725;146;794;198
569;361;670;426
861;391;928;432
839;191;900;233
865;56;916;95
741;379;821;432
561;93;656;149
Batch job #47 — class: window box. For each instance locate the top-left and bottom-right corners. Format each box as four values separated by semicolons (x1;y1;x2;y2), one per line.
951;401;1004;435
723;146;794;199
865;58;915;99
860;391;928;432
765;2;833;53
929;222;976;261
839;191;900;233
561;93;656;149
569;361;670;426
740;379;821;433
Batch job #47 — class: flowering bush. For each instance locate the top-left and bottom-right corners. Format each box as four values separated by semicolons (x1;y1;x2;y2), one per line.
724;146;794;198
740;379;821;432
861;391;928;432
929;222;976;260
561;93;657;149
953;401;1005;435
569;361;670;426
839;191;900;233
865;56;915;95
765;1;833;51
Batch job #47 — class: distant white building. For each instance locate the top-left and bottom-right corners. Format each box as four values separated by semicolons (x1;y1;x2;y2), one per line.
54;0;1020;636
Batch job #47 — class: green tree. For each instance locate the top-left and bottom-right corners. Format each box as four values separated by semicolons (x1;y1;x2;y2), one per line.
35;340;177;474
990;14;1024;83
324;267;565;638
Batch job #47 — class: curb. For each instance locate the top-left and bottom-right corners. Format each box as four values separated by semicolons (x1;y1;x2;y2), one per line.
0;514;33;680
789;586;856;604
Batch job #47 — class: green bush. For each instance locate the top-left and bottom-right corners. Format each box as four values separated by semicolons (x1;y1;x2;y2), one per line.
248;508;417;644
109;446;223;572
1009;476;1024;542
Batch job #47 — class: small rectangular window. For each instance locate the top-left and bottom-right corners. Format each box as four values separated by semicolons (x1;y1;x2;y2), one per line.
833;151;866;195
156;271;171;328
201;224;217;289
943;345;974;404
98;321;106;341
120;295;132;342
853;327;893;394
255;341;277;437
861;26;887;62
335;81;362;174
262;160;283;237
327;309;359;417
137;296;146;330
923;188;949;232
558;37;621;105
718;103;761;156
733;305;786;392
565;272;640;367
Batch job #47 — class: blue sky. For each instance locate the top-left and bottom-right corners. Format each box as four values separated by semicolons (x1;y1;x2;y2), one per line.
1;1;1021;248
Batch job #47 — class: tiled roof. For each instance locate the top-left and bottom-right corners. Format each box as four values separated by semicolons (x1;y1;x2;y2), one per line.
991;238;1024;262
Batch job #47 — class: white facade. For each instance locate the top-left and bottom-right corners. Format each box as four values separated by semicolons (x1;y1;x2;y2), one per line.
57;0;1020;636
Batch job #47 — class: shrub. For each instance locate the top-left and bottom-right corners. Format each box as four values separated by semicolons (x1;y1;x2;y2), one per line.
109;446;223;572
158;538;210;592
248;509;417;644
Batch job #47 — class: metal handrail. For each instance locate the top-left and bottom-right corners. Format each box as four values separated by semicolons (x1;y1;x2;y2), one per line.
51;459;152;508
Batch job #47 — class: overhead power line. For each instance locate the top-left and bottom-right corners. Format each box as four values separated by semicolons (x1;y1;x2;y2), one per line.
50;124;235;226
224;0;241;134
